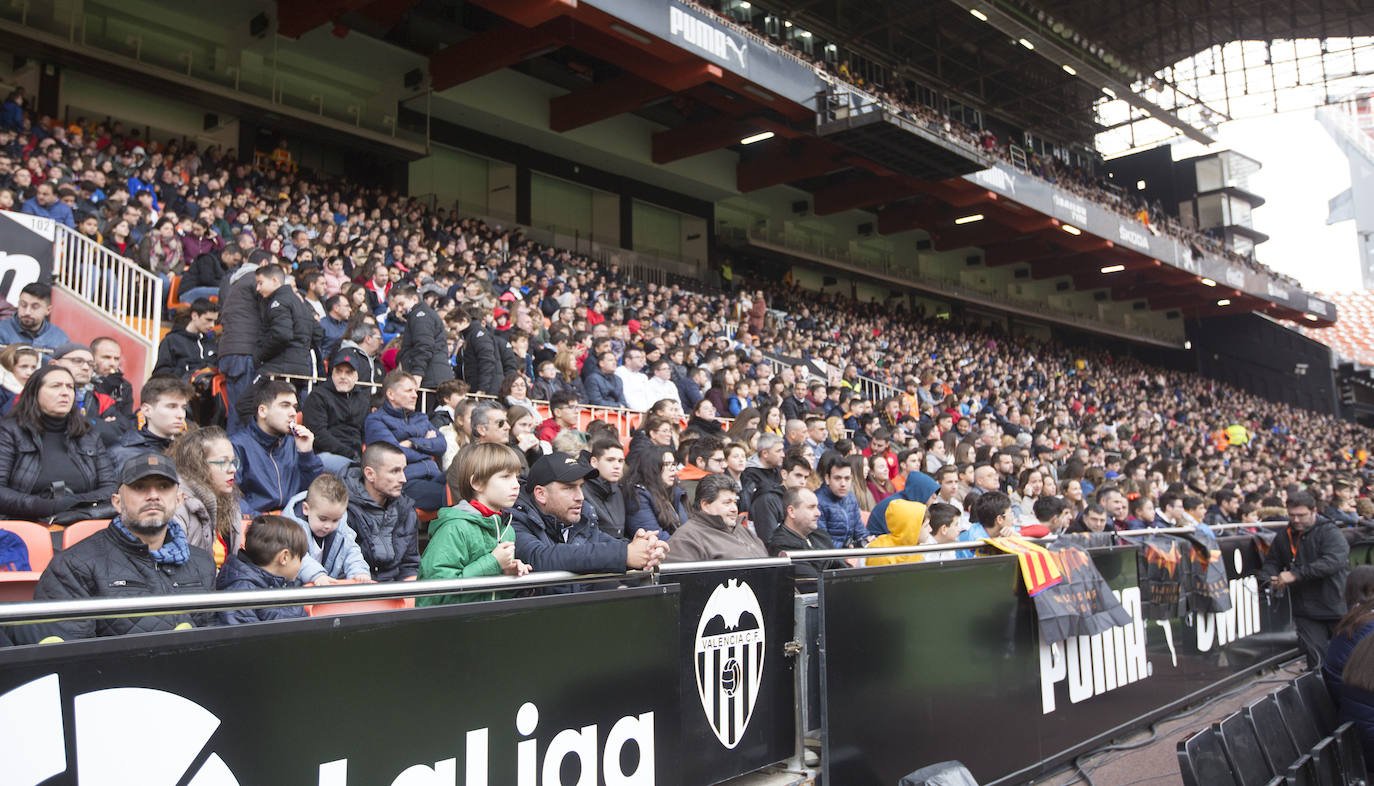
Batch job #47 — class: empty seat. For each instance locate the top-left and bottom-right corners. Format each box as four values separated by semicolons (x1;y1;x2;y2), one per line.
1287;754;1317;786
1217;713;1276;786
61;520;112;550
1179;725;1239;786
1278;684;1324;752
1310;737;1340;786
1296;671;1339;737
1332;721;1369;784
0;520;54;572
1248;695;1303;776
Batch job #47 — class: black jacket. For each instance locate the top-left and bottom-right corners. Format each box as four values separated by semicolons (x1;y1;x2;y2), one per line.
583;475;628;542
343;468;420;581
1259;519;1350;620
0;418;116;519
256;285;320;375
768;525;843;580
335;342;383;390
301;378;369;461
461;321;504;394
214;551;307;626
154;326;218;378
748;483;787;545
740;465;780;511
510;489;628;593
180;251;226;292
25;521;216;641
216;263;259;357
399;303;454;389
108;426;173;472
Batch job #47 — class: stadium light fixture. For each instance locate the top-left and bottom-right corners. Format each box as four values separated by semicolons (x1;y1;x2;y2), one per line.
1216;299;1232;306
740;1;751;8
1062;64;1077;76
969;9;988;21
1101;87;1116;98
1304;314;1319;321
1099;264;1125;273
1136;180;1147;190
1018;38;1035;50
954;214;984;225
1184;341;1192;350
1061;224;1082;235
740;131;775;145
1200;277;1217;287
784;20;791;27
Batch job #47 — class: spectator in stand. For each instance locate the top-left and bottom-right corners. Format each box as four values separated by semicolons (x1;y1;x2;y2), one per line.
956;491;1015;558
863;427;899;480
230;380;322;516
421;443;531;605
816;450;866;547
461;304;503;395
1067;502;1112;535
867;453;896;505
0;282;68;351
24;454;215;642
217;249;262;429
90;336;134;423
363;371;446;511
623;444;689;540
470;401;511;449
501;373;537;412
586;350;629;408
215;514;308;626
168;425;241;559
392;284;454;389
154;298;218;379
50;342;127;447
319;295;352;359
178;244;237;305
1204;489;1240;528
1035;496;1073;535
336;317;384;389
0;363;117;522
768;486;845;579
344;442;421;581
740;432;785;510
584;434;628;542
283;472;373;585
665;473;766;562
1260;491;1350;669
510;452;667;592
302;352;370;475
804;416;830;467
1096;486;1130;530
21;180;74;227
0;343;38;415
255;264;319;380
865;499;929;567
644;359;682;411
751;451;813;545
617;345;653;411
537;390;580;445
676;366;709;412
109;376;192;469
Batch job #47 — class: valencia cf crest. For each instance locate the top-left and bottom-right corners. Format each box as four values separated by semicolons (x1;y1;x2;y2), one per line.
694;579;765;749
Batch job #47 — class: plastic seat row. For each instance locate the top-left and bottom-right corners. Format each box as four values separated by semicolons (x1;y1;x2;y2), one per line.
1179;670;1367;786
0;519;108;602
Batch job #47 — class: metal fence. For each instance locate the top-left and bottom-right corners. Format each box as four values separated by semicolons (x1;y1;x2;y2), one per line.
52;221;163;347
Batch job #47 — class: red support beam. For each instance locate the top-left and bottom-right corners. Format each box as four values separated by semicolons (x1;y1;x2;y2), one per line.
736;139;845;192
465;0;578;28
875;202;955;235
430;21;570;92
652;115;754;164
982;239;1059;267
277;0;372;38
1028;254;1099;280
813;177;922;216
549;63;718;132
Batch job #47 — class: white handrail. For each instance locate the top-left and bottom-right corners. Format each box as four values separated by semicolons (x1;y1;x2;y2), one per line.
50;221;162;347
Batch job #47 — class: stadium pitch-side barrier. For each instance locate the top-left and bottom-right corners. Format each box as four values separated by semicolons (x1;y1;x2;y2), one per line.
0;525;1310;785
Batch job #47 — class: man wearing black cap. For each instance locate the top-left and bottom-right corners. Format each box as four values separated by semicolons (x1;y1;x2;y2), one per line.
511;452;668;593
302;352;370;474
26;455;216;642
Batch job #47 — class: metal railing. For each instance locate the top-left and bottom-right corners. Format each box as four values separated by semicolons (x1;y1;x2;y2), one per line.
50;220;162;347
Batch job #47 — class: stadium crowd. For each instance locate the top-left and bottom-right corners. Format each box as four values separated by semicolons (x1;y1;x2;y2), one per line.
0;84;1369;652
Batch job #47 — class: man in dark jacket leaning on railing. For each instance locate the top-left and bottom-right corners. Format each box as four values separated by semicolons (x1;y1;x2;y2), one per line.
1260;490;1351;670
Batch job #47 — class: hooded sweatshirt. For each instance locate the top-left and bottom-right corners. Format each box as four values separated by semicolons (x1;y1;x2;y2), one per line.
418;499;517;605
866;500;928;566
867;471;939;537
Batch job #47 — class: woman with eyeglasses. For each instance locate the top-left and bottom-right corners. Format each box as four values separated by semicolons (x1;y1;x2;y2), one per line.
169;425;243;565
621;445;688;540
0;364;117;522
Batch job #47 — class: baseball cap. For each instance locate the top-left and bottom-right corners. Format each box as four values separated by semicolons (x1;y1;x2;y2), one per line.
527;452;598;488
329;351;356;370
52;341;90;360
119;454;179;486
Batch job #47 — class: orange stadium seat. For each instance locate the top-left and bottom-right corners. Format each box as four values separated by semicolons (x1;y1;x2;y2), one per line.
61;519;112;550
0;520;54;573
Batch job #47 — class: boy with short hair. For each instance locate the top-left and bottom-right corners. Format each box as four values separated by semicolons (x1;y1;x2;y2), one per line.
420;443;532;605
924;502;962;563
215;515;309;625
283;473;373;585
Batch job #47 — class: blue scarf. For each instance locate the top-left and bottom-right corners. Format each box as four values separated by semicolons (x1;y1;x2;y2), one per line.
113;517;191;566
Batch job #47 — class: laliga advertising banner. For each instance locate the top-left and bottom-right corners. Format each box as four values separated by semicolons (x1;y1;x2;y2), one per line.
0;588;681;786
672;566;795;785
821;538;1294;786
0;210;56;304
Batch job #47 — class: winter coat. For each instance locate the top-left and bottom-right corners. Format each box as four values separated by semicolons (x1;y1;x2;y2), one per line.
625;484;687;539
214;551;307;625
400;302;455;389
663;511;768;563
256;285;320;375
216;263;260;357
816;483;866;547
179;234;223;266
868;471;939;537
154;326;217;378
335;341;382;389
343;468;420;581
229;420;324;515
1259;520;1350;620
418;500;518;605
320;315;348;359
283;490;371;583
363;402;444;481
866;500;928;566
510;488;627;593
0;418;116;519
461;321;504;394
172;477;225;554
739;465;780;512
768;524;843;580
583;475;628;542
0;315;69;352
26;520;215;641
585;370;628;408
179;251;226;292
302;378;369;461
749;484;787;545
676;377;704;411
108;426;173;472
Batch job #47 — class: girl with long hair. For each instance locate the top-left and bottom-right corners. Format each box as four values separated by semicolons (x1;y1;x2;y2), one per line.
168;425;243;564
622;445;688;538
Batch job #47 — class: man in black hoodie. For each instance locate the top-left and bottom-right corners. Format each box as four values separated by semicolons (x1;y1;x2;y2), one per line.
750;452;814;545
154;298;218;378
179;245;238;303
583;434;628;541
739;432;785;510
301;354;370;475
218;249;262;430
